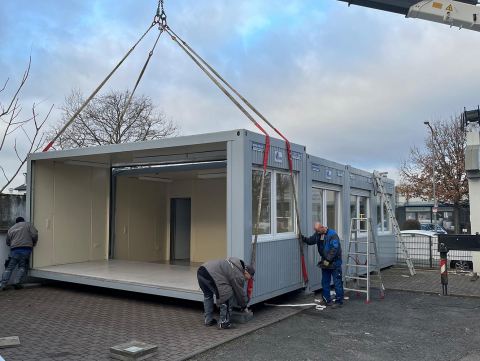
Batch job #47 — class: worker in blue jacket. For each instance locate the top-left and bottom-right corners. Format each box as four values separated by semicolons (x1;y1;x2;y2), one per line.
303;222;343;308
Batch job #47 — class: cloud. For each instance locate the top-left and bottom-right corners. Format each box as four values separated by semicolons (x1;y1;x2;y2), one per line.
1;0;479;189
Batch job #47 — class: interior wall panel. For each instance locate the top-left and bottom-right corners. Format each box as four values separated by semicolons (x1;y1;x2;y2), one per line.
32;160;55;268
193;178;227;263
128;178;156;262
114;177;130;260
155;184;168;261
53;163;91;265
91;168;109;261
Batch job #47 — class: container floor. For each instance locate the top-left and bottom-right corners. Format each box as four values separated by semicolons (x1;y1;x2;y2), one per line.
30;260;204;298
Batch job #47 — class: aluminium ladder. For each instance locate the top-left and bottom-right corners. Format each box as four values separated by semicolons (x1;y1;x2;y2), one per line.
373;170;416;276
344;218;385;303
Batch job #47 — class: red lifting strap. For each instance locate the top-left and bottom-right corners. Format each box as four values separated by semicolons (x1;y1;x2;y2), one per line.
256;124;270;171
247;265;254;298
273;128;308;282
165;26;308;285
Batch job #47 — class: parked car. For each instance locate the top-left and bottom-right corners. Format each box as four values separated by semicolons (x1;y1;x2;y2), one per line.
400;230;436;236
420;223;447;234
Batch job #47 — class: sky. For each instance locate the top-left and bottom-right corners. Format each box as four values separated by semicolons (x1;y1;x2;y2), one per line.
1;0;480;190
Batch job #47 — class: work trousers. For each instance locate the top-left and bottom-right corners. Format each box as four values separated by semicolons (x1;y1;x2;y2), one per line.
197;267;235;325
1;253;30;289
321;264;344;304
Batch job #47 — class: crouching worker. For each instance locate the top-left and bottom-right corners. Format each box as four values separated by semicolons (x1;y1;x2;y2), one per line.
303;222;344;309
1;217;38;291
197;257;254;329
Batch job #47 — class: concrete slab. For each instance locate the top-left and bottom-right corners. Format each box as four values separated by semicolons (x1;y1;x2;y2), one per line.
110;341;157;361
33;260;201;293
0;336;20;349
13;283;42;290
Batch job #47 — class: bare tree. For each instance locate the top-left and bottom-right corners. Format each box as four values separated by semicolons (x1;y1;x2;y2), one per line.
397;114;468;232
0;56;53;194
47;89;180;149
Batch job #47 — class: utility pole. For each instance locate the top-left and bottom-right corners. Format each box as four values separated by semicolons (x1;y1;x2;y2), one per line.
464;106;480;273
424;121;437;233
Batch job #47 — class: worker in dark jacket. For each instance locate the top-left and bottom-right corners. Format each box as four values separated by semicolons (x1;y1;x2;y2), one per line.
1;217;38;291
303;222;344;308
197;257;254;329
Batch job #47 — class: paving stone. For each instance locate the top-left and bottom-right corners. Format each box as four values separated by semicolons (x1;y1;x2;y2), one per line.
0;284;304;361
110;341;158;361
0;336;20;348
380;268;480;297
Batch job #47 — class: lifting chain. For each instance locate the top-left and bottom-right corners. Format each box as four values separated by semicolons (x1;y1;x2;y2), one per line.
153;0;167;27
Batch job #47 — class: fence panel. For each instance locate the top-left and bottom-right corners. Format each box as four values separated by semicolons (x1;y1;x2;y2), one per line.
396;234;473;270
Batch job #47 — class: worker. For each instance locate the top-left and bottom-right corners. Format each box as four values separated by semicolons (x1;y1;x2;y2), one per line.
303;222;344;308
197;257;254;329
1;217;38;291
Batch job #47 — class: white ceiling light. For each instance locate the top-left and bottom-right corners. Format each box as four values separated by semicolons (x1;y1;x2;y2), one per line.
132;150;227;166
64;160;110;168
198;173;227;179
138;176;172;183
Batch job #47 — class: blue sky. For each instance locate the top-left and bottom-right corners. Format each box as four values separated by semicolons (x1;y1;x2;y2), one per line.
1;0;480;189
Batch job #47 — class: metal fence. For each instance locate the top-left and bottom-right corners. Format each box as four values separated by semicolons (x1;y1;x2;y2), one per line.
396;234;473;270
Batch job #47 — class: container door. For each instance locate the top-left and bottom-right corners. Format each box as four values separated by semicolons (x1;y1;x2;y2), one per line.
171;198;191;260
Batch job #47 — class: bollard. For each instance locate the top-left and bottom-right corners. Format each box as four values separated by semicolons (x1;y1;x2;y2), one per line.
440;251;448;296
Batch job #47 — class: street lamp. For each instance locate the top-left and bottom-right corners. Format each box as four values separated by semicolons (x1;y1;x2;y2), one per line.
424;121;437;234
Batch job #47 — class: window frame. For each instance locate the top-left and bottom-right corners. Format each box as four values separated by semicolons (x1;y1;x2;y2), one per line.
311;183;342;237
252;167;298;242
251;168;273;238
350;191;370;237
377;194;392;235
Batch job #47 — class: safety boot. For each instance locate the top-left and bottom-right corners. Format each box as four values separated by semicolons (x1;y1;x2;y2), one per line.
205;319;217;327
218;322;236;330
318;299;333;306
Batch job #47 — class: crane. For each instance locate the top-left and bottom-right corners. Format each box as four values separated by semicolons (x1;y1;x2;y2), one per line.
337;0;480;32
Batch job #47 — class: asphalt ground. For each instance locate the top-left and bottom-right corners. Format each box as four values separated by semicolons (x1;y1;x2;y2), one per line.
190;290;480;361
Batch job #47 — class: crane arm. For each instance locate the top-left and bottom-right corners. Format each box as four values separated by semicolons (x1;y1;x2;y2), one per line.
338;0;480;32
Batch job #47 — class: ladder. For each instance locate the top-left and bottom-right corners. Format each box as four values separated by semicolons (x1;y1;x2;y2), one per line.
373;170;416;276
344;218;385;303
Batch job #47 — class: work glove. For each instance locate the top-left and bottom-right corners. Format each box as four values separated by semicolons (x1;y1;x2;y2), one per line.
301;235;306;242
322;260;330;267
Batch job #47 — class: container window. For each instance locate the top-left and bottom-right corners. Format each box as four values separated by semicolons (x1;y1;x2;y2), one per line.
252;170;271;235
312;188;323;227
326;190;337;231
350;194;370;234
276;173;293;234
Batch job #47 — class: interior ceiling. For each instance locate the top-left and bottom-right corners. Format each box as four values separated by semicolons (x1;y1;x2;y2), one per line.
45;142;228;168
